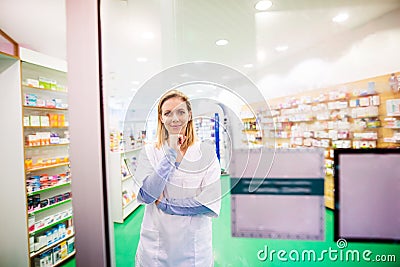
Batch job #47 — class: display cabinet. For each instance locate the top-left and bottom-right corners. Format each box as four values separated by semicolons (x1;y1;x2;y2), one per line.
108;148;141;223
0;32;29;266
21;60;75;266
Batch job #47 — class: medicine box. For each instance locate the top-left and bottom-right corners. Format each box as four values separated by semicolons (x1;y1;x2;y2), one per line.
30;116;41;127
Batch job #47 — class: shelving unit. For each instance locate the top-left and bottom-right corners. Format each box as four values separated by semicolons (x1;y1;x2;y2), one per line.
247;72;400;210
21;59;75;267
0;31;30;267
239;113;263;149
108;149;141;223
194;114;228;171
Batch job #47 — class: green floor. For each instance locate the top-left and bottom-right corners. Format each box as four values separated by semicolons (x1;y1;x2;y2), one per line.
62;177;399;266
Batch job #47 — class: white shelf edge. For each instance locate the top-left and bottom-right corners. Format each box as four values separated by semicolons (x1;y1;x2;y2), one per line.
123;199;140;219
122;175;133;182
30;233;75;258
52;250;76;267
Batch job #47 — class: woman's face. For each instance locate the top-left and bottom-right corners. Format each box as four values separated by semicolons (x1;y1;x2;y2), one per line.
160;97;191;135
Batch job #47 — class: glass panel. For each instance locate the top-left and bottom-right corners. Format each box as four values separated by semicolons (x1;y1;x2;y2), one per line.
101;1;400;266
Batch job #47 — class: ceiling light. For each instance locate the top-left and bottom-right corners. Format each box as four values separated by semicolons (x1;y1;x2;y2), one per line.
131;81;140;85
136;57;148;62
255;0;273;11
244;64;253;68
275;45;288;52
332;13;349;23
257;50;266;61
216;39;229;46
141;32;155;40
196;89;204;93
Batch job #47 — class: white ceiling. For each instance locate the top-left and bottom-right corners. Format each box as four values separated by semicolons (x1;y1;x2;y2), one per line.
1;0;400;111
0;0;67;60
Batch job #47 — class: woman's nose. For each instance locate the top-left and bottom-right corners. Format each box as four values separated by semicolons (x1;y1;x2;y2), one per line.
172;112;179;122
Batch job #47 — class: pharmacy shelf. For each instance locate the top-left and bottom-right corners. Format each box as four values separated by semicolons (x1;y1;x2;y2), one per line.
353;115;380;119
352;138;378;141
23;106;68;111
123;198;139;219
25;143;69;149
241;117;256;122
122;147;143;153
22;84;67;93
122;175;133;182
242;130;259;134
24;126;68;129
28;199;72;215
53;250;76;267
21;58;74;266
28;182;71;197
349;92;379;98
109;150;141;223
30;233;75;258
26;162;69;172
29;216;73;236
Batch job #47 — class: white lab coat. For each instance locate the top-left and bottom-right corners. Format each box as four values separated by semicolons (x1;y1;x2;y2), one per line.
134;141;221;267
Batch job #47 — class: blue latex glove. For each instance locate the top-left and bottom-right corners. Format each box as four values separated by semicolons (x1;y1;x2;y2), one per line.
157;197;215;216
137;147;177;204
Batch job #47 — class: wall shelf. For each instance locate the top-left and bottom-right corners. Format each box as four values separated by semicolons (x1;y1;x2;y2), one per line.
123;198;139;219
22;84;67;93
25;143;70;149
23;106;68;111
24;126;68;129
122;175;133;182
30;233;75;258
28;182;71;196
28;199;72;215
20;59;75;266
109;151;141;223
53;250;76;267
29;216;72;236
26;162;69;172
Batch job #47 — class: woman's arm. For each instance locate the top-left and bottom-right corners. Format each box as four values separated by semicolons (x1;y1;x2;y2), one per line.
157;142;221;216
156;197;215;216
136;147;177;204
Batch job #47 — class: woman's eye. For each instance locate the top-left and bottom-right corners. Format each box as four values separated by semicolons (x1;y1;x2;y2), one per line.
179;110;185;115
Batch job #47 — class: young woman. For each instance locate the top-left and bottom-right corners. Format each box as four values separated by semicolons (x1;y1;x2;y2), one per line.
134;90;221;267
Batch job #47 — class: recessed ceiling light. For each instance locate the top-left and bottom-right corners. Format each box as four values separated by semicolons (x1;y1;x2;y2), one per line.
255;0;273;11
141;32;155;40
275;45;288;52
136;57;148;62
216;39;229;46
131;81;140;85
196;89;204;93
332;13;349;23
257;50;266;61
244;64;253;68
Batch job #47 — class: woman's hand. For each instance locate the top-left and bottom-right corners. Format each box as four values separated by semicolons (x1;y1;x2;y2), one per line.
169;134;186;153
155;193;163;205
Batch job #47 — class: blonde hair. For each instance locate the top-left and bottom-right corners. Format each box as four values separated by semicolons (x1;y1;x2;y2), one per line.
156;90;196;150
